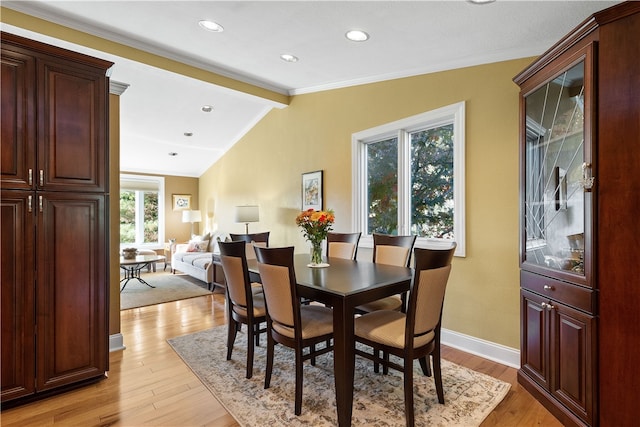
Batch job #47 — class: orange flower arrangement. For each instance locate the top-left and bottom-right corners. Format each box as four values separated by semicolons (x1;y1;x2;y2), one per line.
295;209;335;245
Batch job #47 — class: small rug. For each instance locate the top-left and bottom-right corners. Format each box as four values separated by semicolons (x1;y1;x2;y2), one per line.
168;326;510;427
120;271;211;310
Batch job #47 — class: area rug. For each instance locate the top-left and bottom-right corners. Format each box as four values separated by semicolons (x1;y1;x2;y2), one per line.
168;326;510;427
120;271;211;310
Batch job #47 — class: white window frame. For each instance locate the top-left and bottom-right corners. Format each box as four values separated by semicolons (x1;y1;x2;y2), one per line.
119;174;165;249
351;101;466;256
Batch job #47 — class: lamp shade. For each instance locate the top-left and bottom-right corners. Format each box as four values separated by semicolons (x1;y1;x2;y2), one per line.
182;210;202;223
235;205;259;223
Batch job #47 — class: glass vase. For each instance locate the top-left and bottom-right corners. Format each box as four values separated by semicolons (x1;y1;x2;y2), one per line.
310;241;323;266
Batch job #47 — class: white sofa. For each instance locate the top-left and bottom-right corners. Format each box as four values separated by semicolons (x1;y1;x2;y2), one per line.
171;233;226;290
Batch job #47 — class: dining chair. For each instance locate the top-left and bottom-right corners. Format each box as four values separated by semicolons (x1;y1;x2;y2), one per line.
254;246;334;416
218;240;267;379
355;233;417;313
229;231;270;260
354;252;453;427
326;231;361;260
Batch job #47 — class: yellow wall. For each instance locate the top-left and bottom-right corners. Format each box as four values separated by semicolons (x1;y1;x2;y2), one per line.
200;57;534;349
163;175;200;242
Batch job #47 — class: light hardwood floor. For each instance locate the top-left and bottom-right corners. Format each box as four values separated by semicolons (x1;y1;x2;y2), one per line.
1;292;561;426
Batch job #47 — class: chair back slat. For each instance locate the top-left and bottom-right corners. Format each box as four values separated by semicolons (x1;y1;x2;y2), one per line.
221;255;248;307
326;232;361;259
328;241;356;259
257;263;295;328
412;265;452;337
375;245;410;267
246;241;267;260
372;233;417;267
229;232;270;245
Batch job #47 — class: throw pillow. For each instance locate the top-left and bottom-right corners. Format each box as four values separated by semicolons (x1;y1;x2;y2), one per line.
187;240;210;252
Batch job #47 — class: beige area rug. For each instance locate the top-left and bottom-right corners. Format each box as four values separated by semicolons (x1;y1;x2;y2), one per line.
120;270;211;310
168;326;510;427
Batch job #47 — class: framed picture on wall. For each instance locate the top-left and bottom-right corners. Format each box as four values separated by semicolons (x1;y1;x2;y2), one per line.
173;194;191;211
302;170;323;211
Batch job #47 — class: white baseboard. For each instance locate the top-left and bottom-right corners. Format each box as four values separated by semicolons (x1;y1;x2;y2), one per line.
441;328;520;369
109;333;126;352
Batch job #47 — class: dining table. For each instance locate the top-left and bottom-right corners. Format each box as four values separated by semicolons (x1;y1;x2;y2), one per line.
248;253;412;427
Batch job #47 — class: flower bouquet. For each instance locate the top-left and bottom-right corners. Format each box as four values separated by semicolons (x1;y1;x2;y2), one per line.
295;208;335;266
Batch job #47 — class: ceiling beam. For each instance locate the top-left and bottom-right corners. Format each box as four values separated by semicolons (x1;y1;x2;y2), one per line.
1;7;290;107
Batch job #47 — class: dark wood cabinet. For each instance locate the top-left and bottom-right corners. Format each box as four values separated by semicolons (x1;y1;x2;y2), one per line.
2;33;109;192
514;3;640;426
35;193;108;392
0;32;112;405
0;190;35;402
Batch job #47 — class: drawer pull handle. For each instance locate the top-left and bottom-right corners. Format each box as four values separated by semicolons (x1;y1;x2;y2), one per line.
541;302;555;311
543;285;555;291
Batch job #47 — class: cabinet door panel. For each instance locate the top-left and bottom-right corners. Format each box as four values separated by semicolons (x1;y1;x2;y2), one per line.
37;59;107;192
551;304;595;425
521;290;550;389
0;190;35;402
36;193;107;391
1;46;35;190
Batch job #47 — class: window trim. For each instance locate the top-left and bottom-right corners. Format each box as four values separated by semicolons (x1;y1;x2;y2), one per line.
351;101;466;256
120;173;165;249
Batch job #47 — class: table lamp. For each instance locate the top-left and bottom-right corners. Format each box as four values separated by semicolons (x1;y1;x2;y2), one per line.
182;209;202;237
235;205;259;233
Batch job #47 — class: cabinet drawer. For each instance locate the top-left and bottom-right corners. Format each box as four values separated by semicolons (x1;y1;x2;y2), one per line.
521;270;595;314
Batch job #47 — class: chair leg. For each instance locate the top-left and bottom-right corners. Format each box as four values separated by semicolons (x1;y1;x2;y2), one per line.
295;347;304;415
383;351;390;375
404;360;415;427
226;321;238;361
433;350;445;404
246;323;255;379
419;355;432;377
264;334;274;389
310;343;316;366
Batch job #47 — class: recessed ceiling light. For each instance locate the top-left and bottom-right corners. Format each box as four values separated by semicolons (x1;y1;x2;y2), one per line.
198;20;224;32
168;152;178;157
345;30;369;42
280;54;299;63
184;132;193;137
467;0;496;4
201;105;213;113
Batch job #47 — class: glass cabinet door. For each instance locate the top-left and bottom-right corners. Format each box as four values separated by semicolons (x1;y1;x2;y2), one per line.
523;59;591;279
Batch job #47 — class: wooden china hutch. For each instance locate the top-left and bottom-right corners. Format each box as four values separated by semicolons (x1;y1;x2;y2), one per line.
1;33;112;405
514;2;640;427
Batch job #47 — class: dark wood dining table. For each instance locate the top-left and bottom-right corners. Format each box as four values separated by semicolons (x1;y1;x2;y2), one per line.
248;253;412;427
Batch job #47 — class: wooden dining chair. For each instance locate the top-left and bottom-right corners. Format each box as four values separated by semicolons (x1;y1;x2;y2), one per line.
229;231;270;260
218;240;267;379
354;253;453;427
326;231;361;260
254;246;334;416
355;233;417;313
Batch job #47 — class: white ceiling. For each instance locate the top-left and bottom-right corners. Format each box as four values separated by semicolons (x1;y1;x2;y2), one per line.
1;0;621;177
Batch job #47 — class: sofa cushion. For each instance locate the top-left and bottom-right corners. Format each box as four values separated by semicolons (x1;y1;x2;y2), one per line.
174;253;213;270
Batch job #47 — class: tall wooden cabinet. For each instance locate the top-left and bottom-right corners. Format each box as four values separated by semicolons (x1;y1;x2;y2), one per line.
1;32;112;404
514;3;640;427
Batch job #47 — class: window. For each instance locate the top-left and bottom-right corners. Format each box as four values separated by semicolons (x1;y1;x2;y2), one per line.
352;102;465;256
120;174;165;248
